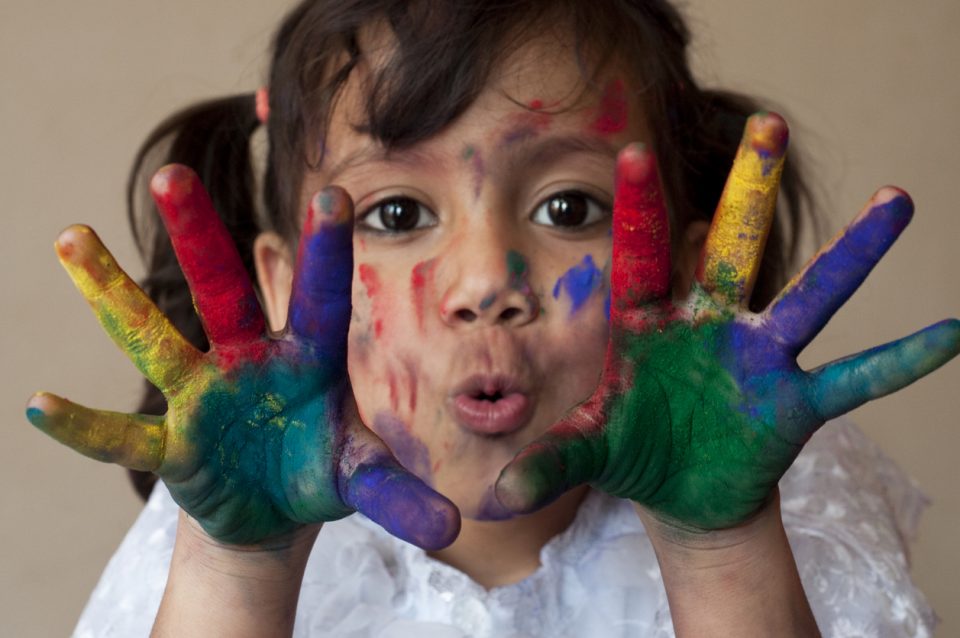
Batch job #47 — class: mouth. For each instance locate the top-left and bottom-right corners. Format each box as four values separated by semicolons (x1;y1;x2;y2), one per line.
449;374;535;436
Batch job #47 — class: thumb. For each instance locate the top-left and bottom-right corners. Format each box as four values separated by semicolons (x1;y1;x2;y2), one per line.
495;393;608;515
338;413;460;551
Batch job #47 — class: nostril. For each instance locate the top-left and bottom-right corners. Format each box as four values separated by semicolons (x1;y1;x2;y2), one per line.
456;309;478;322
499;307;522;322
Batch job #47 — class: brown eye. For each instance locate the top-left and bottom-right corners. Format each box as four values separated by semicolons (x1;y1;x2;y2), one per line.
360;197;437;233
531;191;608;229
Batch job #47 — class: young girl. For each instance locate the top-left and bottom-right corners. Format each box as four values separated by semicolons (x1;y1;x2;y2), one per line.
26;1;959;636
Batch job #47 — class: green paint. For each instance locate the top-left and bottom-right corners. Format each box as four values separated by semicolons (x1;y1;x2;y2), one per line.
462;145;476;161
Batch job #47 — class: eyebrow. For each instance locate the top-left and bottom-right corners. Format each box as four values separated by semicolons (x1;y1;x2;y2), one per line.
324;145;441;182
324;133;620;182
492;134;620;174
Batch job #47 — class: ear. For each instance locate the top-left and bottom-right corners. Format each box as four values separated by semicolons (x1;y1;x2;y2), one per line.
254;231;294;332
673;220;710;297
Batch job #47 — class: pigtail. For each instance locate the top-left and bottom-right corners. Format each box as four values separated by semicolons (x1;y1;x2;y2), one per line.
125;95;262;500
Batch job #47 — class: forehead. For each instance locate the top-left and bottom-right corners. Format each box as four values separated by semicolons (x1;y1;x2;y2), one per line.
314;22;646;182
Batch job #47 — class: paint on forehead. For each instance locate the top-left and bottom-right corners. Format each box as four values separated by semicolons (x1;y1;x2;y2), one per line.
371;412;433;486
499;103;553;148
358;264;384;339
552;255;606;316
590;79;628;135
411;258;439;331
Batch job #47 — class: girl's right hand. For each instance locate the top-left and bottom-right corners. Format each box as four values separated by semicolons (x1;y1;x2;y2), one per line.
26;165;459;550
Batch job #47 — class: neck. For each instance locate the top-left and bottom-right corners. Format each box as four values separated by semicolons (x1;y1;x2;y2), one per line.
428;486;589;589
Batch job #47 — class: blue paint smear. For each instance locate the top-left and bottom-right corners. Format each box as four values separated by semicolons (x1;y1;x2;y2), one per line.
553;255;605;315
25;407;44;423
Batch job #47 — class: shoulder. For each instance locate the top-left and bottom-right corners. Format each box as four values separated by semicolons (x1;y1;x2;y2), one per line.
781;418;937;636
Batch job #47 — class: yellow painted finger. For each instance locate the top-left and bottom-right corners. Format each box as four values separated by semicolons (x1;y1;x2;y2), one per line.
26;392;165;471
697;112;788;307
55;225;201;394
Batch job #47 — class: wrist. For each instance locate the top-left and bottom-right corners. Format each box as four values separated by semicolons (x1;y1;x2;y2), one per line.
151;511;321;638
635;491;820;637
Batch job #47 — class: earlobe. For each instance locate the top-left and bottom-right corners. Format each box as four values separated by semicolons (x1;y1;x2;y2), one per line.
674;220;710;297
253;232;294;332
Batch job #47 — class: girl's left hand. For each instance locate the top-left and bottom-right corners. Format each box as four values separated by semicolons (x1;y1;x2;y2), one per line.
496;113;960;531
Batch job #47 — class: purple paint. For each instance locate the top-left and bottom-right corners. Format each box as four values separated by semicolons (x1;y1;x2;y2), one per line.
474;484;515;521
552;255;605;315
372;413;433;485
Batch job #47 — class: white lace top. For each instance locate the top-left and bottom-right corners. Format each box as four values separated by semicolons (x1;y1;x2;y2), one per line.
74;420;937;637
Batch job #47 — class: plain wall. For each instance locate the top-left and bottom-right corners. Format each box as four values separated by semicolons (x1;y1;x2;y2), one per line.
2;1;957;635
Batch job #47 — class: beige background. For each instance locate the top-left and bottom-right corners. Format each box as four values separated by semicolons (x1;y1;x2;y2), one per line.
2;1;957;636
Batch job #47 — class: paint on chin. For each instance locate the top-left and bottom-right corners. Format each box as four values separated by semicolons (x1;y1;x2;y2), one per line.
590;79;628;135
473;484;516;521
411;258;439;331
552;255;606;316
372;412;433;486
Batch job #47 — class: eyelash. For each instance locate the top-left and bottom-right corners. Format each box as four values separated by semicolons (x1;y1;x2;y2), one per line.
356;190;611;235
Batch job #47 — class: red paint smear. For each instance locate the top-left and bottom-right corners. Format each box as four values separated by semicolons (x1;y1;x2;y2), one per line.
388;370;399;414
410;259;438;331
404;359;419;414
358;264;384;338
151;165;264;346
591;79;628;135
432;459;443;474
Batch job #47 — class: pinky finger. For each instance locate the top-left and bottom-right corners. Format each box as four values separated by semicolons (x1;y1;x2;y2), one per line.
26;392;165;471
809;319;960;420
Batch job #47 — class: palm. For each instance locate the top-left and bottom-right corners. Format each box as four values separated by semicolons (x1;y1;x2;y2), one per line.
27;166;458;548
498;114;960;530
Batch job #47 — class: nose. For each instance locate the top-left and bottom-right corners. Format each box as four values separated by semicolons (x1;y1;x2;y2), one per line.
440;245;540;329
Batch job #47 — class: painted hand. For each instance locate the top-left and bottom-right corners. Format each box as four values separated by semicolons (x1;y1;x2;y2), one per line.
496;114;960;530
26;166;459;549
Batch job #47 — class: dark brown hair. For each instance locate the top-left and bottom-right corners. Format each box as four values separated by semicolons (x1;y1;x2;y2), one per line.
126;0;815;500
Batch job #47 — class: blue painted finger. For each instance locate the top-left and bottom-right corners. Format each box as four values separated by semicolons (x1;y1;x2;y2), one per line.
765;188;913;352
288;188;354;361
337;423;460;550
809;319;960;420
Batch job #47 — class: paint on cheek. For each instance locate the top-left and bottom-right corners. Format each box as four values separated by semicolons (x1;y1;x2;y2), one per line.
590;79;628;135
372;412;432;485
358;264;384;338
411;259;438;331
552;255;606;316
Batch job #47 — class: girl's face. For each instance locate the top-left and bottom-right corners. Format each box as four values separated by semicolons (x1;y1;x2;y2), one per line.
262;33;648;519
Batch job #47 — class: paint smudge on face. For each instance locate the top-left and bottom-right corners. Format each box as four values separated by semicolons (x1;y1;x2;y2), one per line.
462;145;486;199
506;250;529;291
552;255;606;316
411;258;439;331
590;79;628;135
479;293;497;311
358;264;384;338
474;484;515;521
372;412;432;486
500;101;553;148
